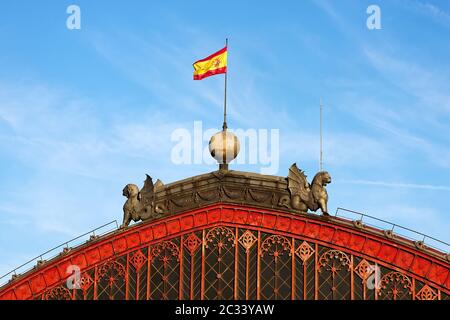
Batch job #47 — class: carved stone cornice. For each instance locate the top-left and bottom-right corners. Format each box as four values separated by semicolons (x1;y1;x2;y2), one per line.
152;170;291;218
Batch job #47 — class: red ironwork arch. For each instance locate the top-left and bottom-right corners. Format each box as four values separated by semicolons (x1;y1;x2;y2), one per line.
0;203;449;300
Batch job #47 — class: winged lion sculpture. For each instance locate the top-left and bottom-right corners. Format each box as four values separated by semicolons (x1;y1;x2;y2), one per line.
279;163;332;215
120;174;166;228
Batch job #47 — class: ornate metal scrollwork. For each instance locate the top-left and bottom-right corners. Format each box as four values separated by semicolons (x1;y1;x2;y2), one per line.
16;227;447;301
260;235;291;261
130;250;147;271
238;230;258;252
354;259;374;280
205;226;235;251
317;250;351;272
151;241;180;262
96;260;126;280
416;285;438;300
184;233;202;255
79;273;94;292
42;286;72;300
295;241;315;263
378;271;412;300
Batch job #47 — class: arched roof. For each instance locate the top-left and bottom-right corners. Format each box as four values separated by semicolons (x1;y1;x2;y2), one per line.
1;169;449;300
0;203;449;299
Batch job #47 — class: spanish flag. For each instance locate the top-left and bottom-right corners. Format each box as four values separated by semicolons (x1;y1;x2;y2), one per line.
193;46;227;80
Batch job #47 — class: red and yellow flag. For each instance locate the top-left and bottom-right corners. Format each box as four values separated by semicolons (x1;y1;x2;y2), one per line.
193;46;227;80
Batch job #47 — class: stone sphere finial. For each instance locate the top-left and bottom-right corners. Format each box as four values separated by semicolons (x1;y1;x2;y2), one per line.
208;129;240;170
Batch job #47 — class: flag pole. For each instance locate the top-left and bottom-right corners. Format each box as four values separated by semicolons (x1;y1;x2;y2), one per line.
320;98;323;171
223;38;228;130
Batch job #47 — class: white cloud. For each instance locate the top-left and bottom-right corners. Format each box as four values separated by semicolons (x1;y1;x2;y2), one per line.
364;48;450;112
338;179;450;191
401;0;450;27
280;130;391;170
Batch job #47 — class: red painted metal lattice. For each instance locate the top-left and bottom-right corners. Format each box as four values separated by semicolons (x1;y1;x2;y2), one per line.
1;204;449;300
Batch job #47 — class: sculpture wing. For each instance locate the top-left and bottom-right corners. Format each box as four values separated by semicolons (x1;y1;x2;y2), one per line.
287;163;310;202
140;174;154;206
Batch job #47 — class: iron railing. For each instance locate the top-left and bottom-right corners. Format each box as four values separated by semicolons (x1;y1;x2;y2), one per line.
0;220;119;286
335;207;450;254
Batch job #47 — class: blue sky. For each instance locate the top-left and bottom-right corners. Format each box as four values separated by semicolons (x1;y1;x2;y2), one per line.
1;0;450;276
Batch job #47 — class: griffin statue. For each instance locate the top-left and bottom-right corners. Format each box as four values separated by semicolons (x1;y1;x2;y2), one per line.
279;163;332;215
120;174;166;228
